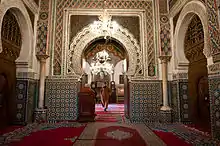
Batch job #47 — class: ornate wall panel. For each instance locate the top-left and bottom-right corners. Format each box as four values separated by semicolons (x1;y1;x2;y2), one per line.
184;15;205;62
171;80;179;122
45;78;79;122
67;21;141;77
70;15;140;44
208;75;220;140
53;0;156;77
36;0;50;54
171;79;190;123
159;15;171;56
1;11;22;61
15;79;37;125
206;0;220;59
178;81;190;123
129;81;162;122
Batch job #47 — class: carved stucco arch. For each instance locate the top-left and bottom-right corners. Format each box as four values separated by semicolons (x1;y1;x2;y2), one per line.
0;0;34;66
174;1;209;70
67;24;141;78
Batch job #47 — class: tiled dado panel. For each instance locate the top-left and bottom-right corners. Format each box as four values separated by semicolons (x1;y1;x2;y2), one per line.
15;79;38;125
171;80;190;123
45;78;79;122
129;81;162;122
208;75;220;140
171;80;179;122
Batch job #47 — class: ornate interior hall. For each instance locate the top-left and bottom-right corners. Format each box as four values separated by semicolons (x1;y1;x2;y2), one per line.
0;0;220;145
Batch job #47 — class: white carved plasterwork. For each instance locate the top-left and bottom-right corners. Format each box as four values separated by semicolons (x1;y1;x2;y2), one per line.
67;23;141;78
173;1;209;71
63;9;145;79
0;0;36;71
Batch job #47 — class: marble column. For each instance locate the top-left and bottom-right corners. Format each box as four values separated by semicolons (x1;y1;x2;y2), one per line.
159;56;171;111
34;54;49;122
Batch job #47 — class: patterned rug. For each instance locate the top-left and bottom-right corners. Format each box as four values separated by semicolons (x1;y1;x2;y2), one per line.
0;122;86;146
147;122;220;146
95;126;147;146
73;122;166;146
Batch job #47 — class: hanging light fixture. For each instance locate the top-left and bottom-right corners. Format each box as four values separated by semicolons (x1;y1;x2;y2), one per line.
91;0;119;40
90;49;114;75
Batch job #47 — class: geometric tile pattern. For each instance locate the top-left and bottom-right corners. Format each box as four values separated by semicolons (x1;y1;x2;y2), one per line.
160;110;172;123
206;0;220;57
15;79;37;125
208;75;220;140
171;80;179;122
45;78;79;122
160;15;171;56
53;0;155;76
178;81;190;123
36;22;48;54
171;80;190;123
129;81;162;122
36;0;50;54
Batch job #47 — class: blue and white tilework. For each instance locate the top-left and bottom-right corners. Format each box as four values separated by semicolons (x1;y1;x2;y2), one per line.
171;79;190;123
15;79;37;125
178;81;190;123
129;81;162;122
45;78;79;122
208;75;220;140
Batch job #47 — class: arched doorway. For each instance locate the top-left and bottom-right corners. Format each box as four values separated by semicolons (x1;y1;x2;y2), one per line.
184;15;210;130
0;10;22;129
67;22;140;117
81;38;128;105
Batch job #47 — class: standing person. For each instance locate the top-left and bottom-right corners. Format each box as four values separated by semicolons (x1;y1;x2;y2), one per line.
100;82;111;111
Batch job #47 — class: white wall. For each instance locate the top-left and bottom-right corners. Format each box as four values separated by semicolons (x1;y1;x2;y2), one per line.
83;61;92;84
114;60;125;84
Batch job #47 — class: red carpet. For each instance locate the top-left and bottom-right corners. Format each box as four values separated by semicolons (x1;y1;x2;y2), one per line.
9;126;85;146
95;104;124;113
95;126;147;146
95;104;124;122
0;126;24;135
185;124;211;135
153;130;192;146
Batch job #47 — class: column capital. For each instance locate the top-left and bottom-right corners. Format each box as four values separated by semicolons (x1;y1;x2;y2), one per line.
36;53;49;62
159;56;171;63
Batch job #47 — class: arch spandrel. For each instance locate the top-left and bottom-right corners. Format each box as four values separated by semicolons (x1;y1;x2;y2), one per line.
67;23;142;78
0;0;34;66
